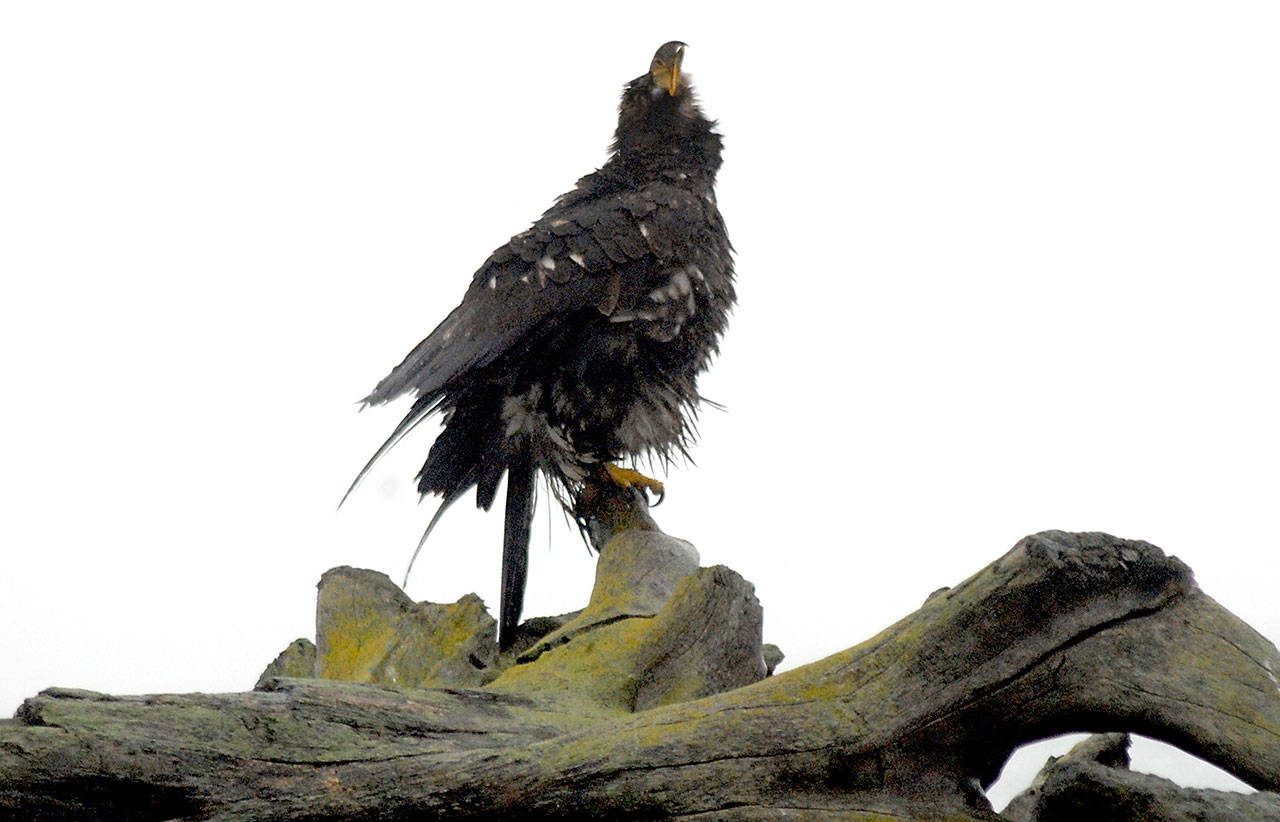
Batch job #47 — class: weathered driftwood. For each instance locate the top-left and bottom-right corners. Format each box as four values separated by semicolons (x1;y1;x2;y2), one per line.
1003;733;1280;821
3;520;1279;820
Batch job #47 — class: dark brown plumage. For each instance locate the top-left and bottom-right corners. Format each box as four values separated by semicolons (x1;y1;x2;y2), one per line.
349;42;734;648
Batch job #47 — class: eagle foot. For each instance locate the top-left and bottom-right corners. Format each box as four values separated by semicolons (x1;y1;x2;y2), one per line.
574;466;663;550
603;463;666;506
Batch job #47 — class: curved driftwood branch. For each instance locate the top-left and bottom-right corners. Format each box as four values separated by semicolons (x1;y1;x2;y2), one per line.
3;529;1278;820
1003;733;1280;822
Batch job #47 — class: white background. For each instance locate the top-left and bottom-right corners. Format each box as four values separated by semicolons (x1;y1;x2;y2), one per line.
2;1;1277;810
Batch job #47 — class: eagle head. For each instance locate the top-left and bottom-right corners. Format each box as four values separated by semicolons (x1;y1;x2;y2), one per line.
647;41;687;98
612;42;718;167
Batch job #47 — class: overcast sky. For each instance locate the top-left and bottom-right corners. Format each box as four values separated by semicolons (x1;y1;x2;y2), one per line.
3;1;1277;809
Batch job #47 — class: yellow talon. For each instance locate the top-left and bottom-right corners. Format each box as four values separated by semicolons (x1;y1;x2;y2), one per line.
603;463;665;503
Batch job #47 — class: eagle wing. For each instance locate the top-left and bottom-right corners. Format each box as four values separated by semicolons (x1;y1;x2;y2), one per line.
361;179;711;408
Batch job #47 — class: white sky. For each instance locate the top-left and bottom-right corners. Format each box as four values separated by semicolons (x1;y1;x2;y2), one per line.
2;1;1277;809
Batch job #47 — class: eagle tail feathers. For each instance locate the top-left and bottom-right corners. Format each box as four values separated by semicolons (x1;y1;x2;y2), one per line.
500;438;536;650
401;484;470;589
339;396;437;510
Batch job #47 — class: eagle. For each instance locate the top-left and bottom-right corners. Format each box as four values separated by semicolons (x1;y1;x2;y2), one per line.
349;42;734;649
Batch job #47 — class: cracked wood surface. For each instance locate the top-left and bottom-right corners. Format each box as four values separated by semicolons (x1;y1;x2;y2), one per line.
2;530;1278;820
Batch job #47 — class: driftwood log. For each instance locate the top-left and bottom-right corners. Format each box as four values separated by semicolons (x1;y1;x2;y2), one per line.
3;492;1279;820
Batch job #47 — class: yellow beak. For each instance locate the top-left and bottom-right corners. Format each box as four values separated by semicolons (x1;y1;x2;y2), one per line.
649;42;687;96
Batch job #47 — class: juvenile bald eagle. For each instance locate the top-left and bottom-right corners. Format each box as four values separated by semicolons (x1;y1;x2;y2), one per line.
350;42;734;649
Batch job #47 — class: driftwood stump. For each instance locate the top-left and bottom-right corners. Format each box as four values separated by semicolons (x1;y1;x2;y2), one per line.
3;493;1278;820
